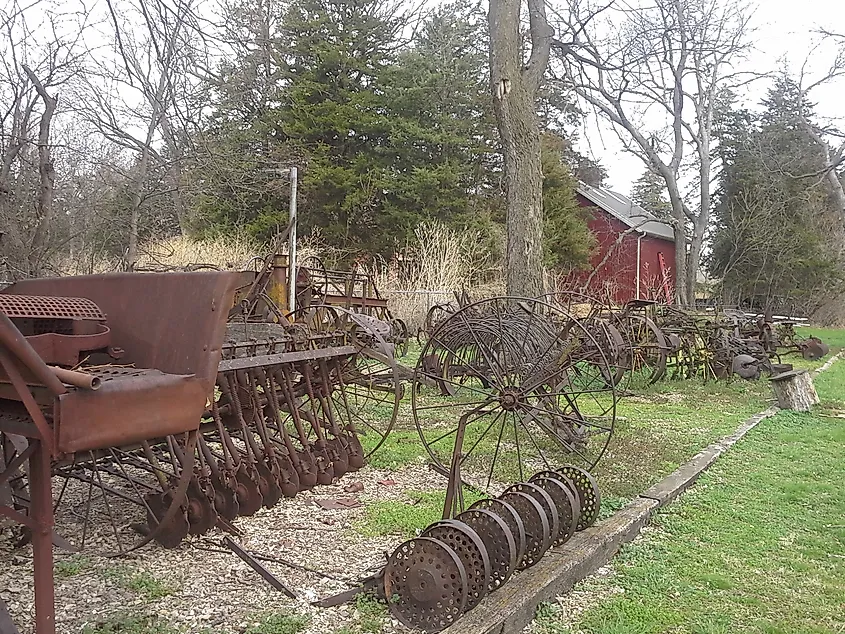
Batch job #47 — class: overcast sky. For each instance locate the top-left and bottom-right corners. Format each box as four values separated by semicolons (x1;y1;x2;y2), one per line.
576;0;845;194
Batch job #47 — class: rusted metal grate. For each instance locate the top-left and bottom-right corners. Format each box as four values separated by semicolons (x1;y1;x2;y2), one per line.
0;294;105;320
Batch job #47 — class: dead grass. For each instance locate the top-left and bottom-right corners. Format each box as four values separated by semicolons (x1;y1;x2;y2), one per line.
367;221;502;331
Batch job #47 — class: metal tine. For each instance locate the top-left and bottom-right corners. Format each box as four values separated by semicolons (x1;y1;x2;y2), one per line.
237;368;285;506
273;365;320;489
301;363;345;479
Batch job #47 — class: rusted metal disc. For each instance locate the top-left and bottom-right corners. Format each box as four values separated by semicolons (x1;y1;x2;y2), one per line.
469;497;526;567
294;450;318;490
455;508;517;591
186;481;217;536
557;465;601;530
235;466;264;516
314;448;336;485
145;491;190;549
276;454;300;498
499;490;551;570
422;519;491;610
345;432;365;470
256;460;283;508
328;437;349;478
211;476;239;521
384;536;468;633
529;471;580;546
503;482;559;550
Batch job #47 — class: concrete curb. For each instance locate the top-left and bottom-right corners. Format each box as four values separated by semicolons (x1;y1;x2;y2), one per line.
814;350;843;376
443;352;845;634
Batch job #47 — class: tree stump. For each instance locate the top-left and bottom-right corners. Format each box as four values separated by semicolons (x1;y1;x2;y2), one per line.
770;369;819;412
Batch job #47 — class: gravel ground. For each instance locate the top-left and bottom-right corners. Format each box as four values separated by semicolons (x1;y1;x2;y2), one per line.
0;462;448;634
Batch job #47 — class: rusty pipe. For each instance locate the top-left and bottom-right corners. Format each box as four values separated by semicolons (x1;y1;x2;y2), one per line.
0;312;66;396
49;366;101;390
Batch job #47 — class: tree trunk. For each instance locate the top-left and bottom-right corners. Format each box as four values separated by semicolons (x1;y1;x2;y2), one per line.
22;66;58;278
489;0;551;298
687;146;712;304
662;176;690;306
496;89;545;297
770;369;819;412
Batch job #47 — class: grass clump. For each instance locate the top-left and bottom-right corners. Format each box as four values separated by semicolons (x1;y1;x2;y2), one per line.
81;614;178;634
55;554;92;579
355;593;388;633
357;489;483;537
360;429;426;470
101;566;176;601
246;613;309;634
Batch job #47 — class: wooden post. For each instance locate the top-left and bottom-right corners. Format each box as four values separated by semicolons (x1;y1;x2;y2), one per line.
770;369;819;412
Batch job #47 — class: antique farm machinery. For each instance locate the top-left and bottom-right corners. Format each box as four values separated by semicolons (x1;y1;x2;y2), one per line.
0;260;402;633
320;296;611;632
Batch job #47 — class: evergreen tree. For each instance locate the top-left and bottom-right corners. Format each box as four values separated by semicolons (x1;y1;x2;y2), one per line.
541;132;594;270
631;168;671;220
709;77;843;312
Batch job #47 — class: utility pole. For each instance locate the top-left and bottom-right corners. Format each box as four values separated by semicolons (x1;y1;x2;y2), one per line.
287;167;298;314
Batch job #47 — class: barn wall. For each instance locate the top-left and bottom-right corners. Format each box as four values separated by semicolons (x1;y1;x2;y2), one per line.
567;195;676;305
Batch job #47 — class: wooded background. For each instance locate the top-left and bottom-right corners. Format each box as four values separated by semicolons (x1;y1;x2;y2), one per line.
1;0;843;318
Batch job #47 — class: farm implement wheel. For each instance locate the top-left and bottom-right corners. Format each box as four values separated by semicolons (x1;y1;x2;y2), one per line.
412;297;617;498
615;314;668;386
2;423;201;555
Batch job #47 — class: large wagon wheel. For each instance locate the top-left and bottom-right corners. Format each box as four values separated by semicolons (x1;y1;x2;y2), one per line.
330;307;402;459
2;424;199;555
299;255;329;302
412;297;617;497
615;314;668;386
417;302;456;346
543;292;628;386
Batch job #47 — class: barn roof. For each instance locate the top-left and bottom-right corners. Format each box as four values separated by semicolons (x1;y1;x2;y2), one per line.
576;182;675;242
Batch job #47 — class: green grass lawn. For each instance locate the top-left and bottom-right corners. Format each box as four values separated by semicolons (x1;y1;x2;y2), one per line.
532;351;845;634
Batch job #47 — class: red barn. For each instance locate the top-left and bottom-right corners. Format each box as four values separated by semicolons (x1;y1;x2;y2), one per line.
571;183;676;305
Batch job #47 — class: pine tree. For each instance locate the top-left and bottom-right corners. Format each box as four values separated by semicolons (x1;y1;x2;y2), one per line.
541;132;594;270
709;77;843;312
631;168;671;220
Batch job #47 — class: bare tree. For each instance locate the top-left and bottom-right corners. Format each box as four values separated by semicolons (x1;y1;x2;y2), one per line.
793;39;845;223
0;0;89;276
489;0;553;296
21;65;58;274
78;0;206;269
553;0;754;305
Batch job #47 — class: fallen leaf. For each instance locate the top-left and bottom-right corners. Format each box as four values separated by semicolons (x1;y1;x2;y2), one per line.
315;497;362;510
377;479;396;486
343;481;365;493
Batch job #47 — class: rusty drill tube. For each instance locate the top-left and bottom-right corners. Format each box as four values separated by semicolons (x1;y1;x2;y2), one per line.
49;366;101;391
0;312;67;396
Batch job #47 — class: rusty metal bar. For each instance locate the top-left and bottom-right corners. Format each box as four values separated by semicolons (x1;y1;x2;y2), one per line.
0;348;55;456
49;367;100;391
30;438;56;634
222;537;296;598
0;313;66;396
0;442;35;488
217;346;355;372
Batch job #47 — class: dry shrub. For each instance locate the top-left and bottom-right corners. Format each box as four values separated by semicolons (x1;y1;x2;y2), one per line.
135;233;262;270
367;222;502;331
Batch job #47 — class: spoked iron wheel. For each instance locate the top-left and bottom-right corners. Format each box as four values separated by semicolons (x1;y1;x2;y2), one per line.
329;308;402;459
412;297;617;498
2;426;199;555
417;302;456;347
544;292;627;386
615;314;668;386
299;255;329;302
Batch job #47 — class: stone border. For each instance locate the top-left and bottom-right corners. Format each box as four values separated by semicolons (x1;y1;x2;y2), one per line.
814;350;843;375
443;353;843;634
